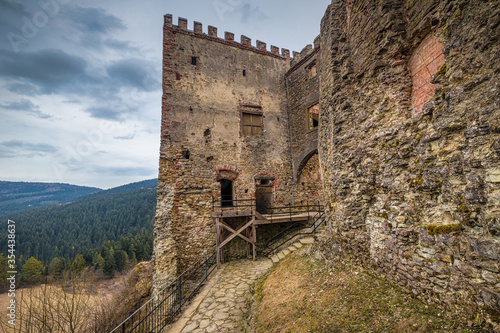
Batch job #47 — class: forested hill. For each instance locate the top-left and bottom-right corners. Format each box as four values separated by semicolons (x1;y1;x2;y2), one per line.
0;180;158;263
0;181;101;214
79;178;158;200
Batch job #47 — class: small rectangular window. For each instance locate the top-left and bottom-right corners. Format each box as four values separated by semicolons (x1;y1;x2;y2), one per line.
242;112;262;135
308;64;317;78
307;104;319;131
191;56;197;66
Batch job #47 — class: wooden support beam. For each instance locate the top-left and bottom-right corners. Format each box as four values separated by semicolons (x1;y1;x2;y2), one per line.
252;222;256;261
219;219;254;248
245;217;251;258
254;211;266;220
216;218;221;269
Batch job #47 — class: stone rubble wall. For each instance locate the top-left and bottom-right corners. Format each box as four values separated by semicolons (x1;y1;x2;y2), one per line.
318;0;500;327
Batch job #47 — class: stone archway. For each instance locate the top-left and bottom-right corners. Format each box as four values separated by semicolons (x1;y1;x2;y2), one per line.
294;152;323;206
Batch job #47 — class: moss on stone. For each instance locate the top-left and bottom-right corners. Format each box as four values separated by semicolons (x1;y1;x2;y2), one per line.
426;223;463;236
457;195;469;214
435;64;447;76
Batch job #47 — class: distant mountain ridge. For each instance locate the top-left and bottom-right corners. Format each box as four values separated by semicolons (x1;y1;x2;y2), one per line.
0;181;101;214
79;178;158;200
0;179;158;215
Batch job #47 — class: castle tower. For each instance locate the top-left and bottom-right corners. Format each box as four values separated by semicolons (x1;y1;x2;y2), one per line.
153;15;294;290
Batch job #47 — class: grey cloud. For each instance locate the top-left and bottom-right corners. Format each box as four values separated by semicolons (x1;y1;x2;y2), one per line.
62;6;126;35
0;140;58;158
7;83;40;95
106;59;160;92
1;99;38;111
114;133;135;140
104;38;138;52
0;48;89;93
1;98;51;119
91;165;156;177
86;106;122;121
0;0;29;41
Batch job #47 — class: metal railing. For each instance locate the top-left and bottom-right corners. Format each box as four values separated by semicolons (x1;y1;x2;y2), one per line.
212;197;255;217
258;207;325;257
262;201;323;223
110;250;217;333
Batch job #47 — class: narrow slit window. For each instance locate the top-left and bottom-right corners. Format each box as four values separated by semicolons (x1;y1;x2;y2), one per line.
191;56;197;66
242;112;262;135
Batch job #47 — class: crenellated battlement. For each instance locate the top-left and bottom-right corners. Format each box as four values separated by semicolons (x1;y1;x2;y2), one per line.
289;35;320;68
164;14;290;60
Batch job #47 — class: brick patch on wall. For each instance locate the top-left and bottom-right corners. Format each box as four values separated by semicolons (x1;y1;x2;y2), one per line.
409;34;445;115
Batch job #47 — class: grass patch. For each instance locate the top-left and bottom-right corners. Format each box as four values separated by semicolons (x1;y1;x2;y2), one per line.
252;249;485;332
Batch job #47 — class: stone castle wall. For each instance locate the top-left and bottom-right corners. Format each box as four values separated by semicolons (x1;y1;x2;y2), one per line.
154;15;293;290
318;0;499;327
285;40;324;207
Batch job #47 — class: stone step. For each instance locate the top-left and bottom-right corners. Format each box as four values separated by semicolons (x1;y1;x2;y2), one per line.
271;255;279;263
299;237;314;244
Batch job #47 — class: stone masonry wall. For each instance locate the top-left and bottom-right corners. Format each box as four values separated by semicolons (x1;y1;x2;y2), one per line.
318;0;500;328
295;153;323;207
285;41;323;207
154;15;292;291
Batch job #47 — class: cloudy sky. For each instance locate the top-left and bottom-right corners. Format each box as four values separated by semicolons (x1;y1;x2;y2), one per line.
0;0;331;189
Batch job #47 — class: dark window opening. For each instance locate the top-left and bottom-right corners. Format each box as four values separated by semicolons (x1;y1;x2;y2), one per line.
245;189;248;193
219;179;233;207
182;149;190;159
191;56;197;66
189;107;193;113
243;69;246;77
242;112;263;135
204;128;211;145
176;73;181;80
206;156;214;162
261;179;269;185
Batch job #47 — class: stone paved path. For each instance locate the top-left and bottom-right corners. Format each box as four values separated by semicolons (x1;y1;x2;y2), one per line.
169;258;273;333
167;237;314;333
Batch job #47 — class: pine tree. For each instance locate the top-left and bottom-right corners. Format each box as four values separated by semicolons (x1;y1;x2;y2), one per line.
0;254;8;286
93;252;105;270
48;257;64;277
114;249;128;272
21;257;43;284
72;254;86;274
103;248;115;277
